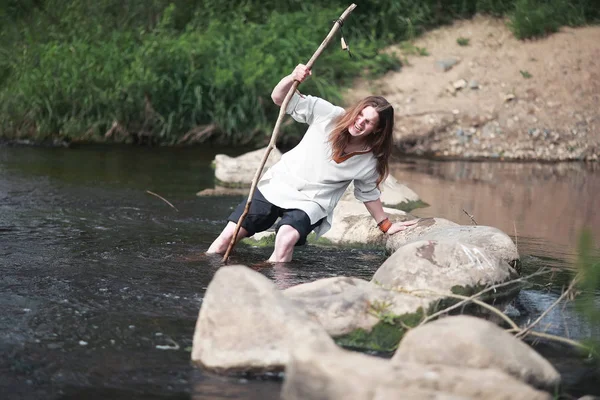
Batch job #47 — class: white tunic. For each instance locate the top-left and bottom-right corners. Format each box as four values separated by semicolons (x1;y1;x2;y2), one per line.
258;92;381;238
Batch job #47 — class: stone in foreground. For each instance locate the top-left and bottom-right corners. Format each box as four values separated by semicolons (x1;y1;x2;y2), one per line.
281;342;551;400
191;265;334;373
393;315;561;392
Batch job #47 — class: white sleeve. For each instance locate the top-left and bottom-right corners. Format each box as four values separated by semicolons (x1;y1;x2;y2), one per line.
353;168;382;202
286;92;342;125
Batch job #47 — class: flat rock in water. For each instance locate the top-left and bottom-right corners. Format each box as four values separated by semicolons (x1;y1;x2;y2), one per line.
196;186;247;196
214;147;282;187
191;265;334;373
393;315;561;392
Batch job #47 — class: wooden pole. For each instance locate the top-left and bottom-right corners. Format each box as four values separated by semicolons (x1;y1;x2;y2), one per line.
222;4;357;263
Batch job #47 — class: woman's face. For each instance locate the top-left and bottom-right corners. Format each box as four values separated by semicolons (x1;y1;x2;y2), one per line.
348;106;379;139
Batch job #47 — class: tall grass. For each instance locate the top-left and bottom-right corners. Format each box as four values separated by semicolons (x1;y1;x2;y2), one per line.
0;0;598;145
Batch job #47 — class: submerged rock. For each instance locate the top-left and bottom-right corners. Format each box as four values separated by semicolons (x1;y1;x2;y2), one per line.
214;147;282;187
281;342;551;400
373;239;513;296
393;316;561;392
196;186;247;196
191;265;333;373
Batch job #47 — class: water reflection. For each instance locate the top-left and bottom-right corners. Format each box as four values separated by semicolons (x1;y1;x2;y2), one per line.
390;159;600;262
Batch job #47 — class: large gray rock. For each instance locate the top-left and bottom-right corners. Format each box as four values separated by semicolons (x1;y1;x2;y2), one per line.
214;147;282;187
191;265;334;373
321;200;411;246
373;239;512;294
281;343;551;400
388;224;520;268
386;217;459;253
342;175;422;209
393;316;561;392
283;277;433;336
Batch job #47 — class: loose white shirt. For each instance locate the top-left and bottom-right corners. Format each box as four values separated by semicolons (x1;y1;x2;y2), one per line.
258;92;381;237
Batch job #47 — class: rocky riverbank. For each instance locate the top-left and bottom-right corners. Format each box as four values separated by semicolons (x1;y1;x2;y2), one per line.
346;16;600;162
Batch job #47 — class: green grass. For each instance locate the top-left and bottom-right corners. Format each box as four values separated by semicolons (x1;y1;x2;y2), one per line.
0;0;598;145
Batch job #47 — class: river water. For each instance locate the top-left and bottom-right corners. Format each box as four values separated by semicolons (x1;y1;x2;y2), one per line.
1;145;598;400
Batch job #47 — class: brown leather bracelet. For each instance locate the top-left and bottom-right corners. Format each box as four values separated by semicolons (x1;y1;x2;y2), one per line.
377;218;392;233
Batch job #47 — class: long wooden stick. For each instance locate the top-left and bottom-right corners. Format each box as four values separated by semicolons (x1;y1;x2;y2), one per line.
222;4;357;263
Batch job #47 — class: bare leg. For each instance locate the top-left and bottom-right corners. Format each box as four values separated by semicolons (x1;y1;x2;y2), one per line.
268;225;301;263
207;221;250;254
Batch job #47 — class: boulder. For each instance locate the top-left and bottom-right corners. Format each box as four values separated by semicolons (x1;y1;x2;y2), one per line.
393;315;561;392
321;200;411;246
214;147;282;187
386;217;459;253
191;265;334;373
281;343;551;400
283;277;432;337
373;239;513;295
342;175;423;210
408;225;520;268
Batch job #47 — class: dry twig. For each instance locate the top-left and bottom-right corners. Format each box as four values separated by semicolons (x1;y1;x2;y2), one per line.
381;269;592;353
146;190;179;212
462;208;478;225
418;268;551;326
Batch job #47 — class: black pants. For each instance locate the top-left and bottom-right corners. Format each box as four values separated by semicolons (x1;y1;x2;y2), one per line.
227;189;324;246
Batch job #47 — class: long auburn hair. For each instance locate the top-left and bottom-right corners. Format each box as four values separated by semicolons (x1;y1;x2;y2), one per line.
328;96;394;185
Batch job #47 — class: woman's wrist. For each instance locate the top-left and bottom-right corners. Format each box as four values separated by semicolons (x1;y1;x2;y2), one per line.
377;217;392;233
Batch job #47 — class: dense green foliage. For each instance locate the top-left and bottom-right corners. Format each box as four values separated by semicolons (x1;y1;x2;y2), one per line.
0;0;598;145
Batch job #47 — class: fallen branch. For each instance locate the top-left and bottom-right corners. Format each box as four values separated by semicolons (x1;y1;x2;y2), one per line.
146;190;179;212
507;328;589;351
400;287;519;331
419;268;551;326
222;3;358;263
381;271;593;353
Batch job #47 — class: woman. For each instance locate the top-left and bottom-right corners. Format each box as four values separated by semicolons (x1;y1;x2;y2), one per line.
207;64;417;262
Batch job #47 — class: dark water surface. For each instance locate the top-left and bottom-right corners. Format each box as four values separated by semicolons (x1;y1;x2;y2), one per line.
1;145;599;399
